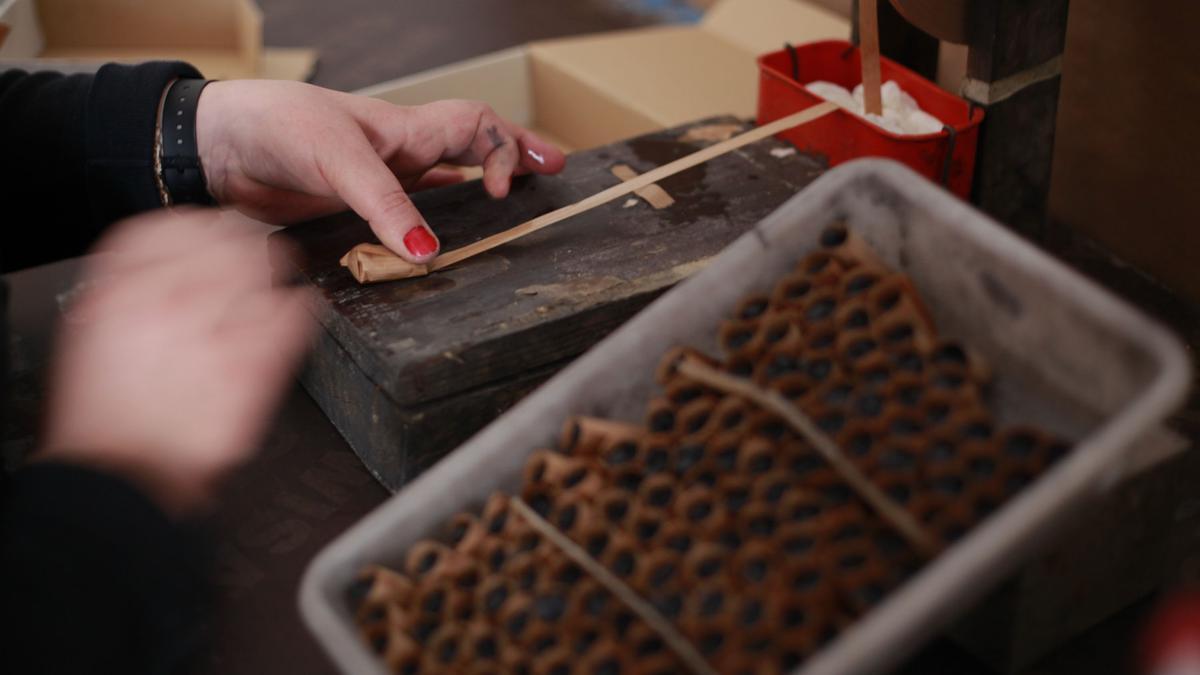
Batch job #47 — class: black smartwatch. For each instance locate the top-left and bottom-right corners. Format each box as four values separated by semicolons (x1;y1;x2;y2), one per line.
159;78;216;206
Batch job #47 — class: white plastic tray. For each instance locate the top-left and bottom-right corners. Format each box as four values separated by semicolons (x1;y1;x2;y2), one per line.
299;159;1190;675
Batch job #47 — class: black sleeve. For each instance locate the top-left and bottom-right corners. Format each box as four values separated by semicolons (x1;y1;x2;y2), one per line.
0;61;202;274
0;462;211;674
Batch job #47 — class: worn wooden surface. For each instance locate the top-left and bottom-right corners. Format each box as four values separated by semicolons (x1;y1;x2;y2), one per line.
965;0;1070;242
274;115;827;490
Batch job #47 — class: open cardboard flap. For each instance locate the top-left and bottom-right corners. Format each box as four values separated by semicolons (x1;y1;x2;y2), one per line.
0;0;316;81
358;0;849;153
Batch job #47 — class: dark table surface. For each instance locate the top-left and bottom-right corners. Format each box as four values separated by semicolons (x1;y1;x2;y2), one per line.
5;1;1198;674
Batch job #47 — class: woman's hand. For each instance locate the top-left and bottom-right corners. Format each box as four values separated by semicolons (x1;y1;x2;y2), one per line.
40;210;316;516
195;80;567;264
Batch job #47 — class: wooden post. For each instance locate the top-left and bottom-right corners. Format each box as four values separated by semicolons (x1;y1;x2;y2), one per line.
859;0;884;115
964;0;1070;242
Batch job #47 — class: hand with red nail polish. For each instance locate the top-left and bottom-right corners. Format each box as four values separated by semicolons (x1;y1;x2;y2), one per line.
196;82;567;264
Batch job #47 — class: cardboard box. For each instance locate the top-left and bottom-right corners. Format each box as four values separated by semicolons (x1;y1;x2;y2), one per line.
0;0;315;81
1049;0;1200;301
357;0;849;153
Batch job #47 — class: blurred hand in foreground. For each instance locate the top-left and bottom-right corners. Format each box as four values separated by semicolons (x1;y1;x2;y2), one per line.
196;81;567;265
40;210;315;516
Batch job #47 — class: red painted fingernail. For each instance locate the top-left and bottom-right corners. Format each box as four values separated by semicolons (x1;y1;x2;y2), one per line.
403;225;438;257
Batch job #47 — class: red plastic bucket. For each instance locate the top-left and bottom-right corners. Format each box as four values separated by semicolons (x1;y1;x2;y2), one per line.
758;40;984;199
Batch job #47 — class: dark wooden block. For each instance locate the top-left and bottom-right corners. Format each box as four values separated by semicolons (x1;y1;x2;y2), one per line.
272;116;826;491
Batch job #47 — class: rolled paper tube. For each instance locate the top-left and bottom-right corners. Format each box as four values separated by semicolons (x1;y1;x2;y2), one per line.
520;483;557;521
749;468;799;506
547;493;598;540
475;575;516;620
731;539;780;588
770;270;815;309
674;485;727;535
523;450;605;499
718;318;766;359
644;397;679;436
870;471;920;510
872;310;937;356
767;371;816;402
339;243;430;283
653;518;696;556
497;593;536;643
446;512;489;557
465;663;505;675
807;370;854;408
655;345;720;385
921;458;972;504
412;576;456;621
737;500;780;540
357;596;412;638
703;430;744;476
880;370;926;409
609;464;645;494
628;502;668;546
669;440;708;478
833;296;873;334
559;416;643;457
635;433;675;475
777;485;826;525
774;519;825;561
530;645;574;675
798;348;843;387
481;492;519;540
733;293;771;322
682;541;730;587
560;578;606;623
595;485;634;528
637;471;678;511
755;346;808;388
905;490;950;528
600;534;641;583
758;309;804;347
835;329;886;373
575;519;616;563
866;275;937;341
886;345;927;380
677;395;720;442
632;548;684;593
820;224;889;271
795;250;848;287
926;497;979;546
940;406;996;448
828;538;891;593
424;622;468;670
578;639;632;675
835;419;882;467
724;353;756;380
443;555;485;595
928;339;993;385
923;367;985;412
796;294;841;339
374;627;423;674
838;267;884;302
664;377;709;407
730;625;779;666
744;409;790;444
710;397;751;433
499;636;534;673
729;432;777;475
689;618;736;664
803;401;850;438
503;550;543;592
544;552;587;588
624;618;678;664
876;403;927;442
354;565;414;614
405;540;464;581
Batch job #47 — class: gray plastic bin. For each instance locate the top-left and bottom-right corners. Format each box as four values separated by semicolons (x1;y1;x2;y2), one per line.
299;159;1191;675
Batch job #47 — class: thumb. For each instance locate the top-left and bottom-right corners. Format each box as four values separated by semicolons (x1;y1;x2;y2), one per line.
320;134;440;264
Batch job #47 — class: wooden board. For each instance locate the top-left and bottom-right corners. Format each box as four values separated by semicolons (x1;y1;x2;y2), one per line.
272;116;826;490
